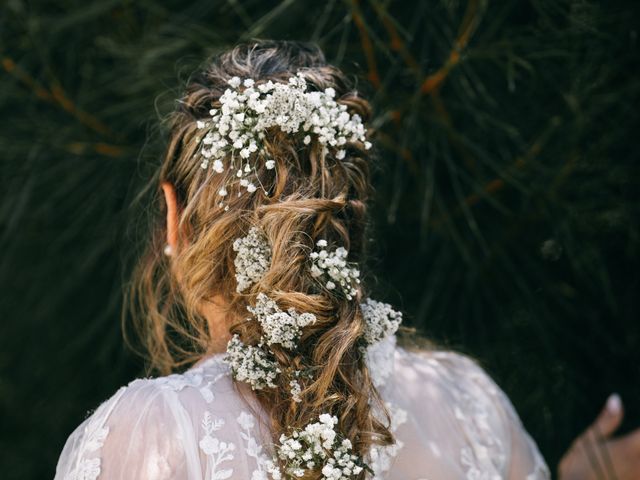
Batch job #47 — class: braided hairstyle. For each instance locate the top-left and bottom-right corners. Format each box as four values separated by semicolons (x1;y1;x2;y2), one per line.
128;40;394;478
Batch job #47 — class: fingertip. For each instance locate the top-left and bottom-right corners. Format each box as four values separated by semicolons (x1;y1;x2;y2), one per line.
606;393;622;416
585;393;624;440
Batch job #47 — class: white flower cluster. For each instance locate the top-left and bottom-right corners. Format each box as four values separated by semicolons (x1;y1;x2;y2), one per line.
227;230;318;396
249;293;316;350
233;227;272;293
310;240;361;300
360;298;403;346
225;334;280;390
267;414;366;480
196;73;371;207
225;292;315;393
289;379;303;403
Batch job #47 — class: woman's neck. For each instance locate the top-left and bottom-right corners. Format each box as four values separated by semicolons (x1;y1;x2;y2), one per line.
201;296;233;354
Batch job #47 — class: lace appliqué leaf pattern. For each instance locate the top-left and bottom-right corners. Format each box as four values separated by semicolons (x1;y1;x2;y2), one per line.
65;357;230;480
369;401;408;479
434;353;549;480
200;411;237;480
431;354;506;479
68;427;108;480
237;411;275;480
66;387;126;480
153;355;228;403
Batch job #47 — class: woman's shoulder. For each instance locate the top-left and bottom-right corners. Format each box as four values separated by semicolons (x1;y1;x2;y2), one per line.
106;354;256;424
394;344;501;391
387;344;550;479
83;354;239;419
365;335;499;396
390;345;509;415
370;338;514;432
367;335;493;391
126;353;237;404
55;354;269;480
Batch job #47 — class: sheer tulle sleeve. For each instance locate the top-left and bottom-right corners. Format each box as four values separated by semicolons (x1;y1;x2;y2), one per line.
55;381;194;479
54;359;274;480
447;352;549;479
474;361;550;479
383;347;550;479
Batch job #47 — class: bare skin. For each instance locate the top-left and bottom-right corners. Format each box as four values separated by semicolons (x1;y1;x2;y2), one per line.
559;394;640;480
161;182;640;479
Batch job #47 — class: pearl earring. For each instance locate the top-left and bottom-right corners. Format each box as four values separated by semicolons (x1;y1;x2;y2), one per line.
163;244;173;256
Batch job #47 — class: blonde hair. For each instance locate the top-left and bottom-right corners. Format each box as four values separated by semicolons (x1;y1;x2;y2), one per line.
127;40;393;477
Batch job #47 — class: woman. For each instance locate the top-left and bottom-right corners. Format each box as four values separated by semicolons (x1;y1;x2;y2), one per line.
54;41;638;480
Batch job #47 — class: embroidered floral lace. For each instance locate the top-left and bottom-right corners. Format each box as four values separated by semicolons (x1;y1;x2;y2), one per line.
54;337;549;479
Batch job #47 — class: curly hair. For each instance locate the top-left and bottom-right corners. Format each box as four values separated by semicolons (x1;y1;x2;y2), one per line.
127;40;394;478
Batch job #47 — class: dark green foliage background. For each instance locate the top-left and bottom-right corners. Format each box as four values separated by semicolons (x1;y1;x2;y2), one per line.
1;0;638;478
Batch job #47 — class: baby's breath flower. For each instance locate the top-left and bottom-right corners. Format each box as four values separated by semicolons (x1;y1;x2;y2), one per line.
360;298;402;346
225;292;316;400
310;241;360;300
212;159;224;173
274;414;367;479
233;227;272;293
195;73;371;206
224;335;280;390
289;378;303;403
248;293;316;350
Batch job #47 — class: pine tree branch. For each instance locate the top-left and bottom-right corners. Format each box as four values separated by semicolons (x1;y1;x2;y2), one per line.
3;56;113;137
369;0;421;77
420;0;482;94
350;0;381;88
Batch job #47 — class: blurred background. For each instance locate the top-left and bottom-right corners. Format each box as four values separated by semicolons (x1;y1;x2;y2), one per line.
1;0;639;478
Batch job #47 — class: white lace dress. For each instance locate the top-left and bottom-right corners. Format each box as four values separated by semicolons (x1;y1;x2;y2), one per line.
54;337;550;479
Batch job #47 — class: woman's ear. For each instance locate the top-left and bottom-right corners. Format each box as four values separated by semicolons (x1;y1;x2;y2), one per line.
161;182;179;252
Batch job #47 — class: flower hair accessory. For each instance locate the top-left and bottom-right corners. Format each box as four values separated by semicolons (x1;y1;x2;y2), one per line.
233;227;271;293
195;73;372;208
310;240;361;300
224;293;315;392
249;293;316;349
227;229;317;395
226;334;281;389
360;298;402;347
266;414;368;480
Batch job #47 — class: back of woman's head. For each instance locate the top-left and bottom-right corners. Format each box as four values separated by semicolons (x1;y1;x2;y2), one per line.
129;40;395;477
